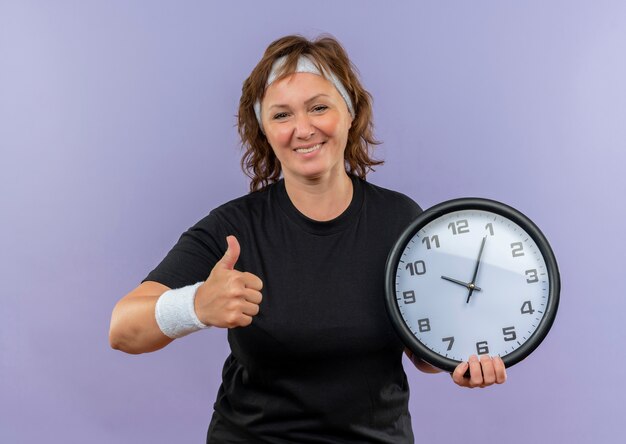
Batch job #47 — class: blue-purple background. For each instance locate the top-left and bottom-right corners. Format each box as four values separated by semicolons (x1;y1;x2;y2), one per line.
1;1;624;443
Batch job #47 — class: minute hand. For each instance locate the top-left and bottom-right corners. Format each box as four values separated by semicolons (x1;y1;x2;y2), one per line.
467;236;487;303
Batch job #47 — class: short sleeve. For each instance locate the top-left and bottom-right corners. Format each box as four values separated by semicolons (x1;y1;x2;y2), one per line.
141;211;229;289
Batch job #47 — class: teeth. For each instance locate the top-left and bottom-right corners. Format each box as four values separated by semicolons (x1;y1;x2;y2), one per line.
295;143;322;154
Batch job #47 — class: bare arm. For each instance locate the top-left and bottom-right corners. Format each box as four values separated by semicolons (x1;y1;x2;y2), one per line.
109;236;263;355
109;281;174;354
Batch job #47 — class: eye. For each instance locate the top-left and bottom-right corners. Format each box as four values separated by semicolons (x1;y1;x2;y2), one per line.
272;112;290;120
312;105;328;113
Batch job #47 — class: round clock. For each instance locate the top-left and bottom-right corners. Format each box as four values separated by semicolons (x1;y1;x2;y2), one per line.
384;198;560;373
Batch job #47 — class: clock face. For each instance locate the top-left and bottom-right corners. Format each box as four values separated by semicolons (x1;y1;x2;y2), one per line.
385;198;559;372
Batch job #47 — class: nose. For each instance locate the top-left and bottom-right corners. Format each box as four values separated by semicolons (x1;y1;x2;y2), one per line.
293;113;315;140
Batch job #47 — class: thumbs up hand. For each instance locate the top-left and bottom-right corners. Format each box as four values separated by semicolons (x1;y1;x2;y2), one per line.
194;236;264;328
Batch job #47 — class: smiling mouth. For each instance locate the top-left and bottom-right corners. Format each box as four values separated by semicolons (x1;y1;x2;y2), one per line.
294;143;323;154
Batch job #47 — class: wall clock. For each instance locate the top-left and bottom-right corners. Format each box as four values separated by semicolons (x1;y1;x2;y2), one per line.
385;198;560;372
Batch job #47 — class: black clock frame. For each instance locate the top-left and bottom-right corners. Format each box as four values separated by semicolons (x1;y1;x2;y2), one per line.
384;197;560;373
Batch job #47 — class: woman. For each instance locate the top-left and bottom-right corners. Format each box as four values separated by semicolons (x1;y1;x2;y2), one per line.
109;34;506;443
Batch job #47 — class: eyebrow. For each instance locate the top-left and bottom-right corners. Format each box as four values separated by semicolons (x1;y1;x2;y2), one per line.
268;94;331;110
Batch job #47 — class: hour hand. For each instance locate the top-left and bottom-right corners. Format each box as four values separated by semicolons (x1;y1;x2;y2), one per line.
441;275;482;292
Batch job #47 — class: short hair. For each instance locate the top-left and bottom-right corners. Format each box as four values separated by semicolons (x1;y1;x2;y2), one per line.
238;34;383;192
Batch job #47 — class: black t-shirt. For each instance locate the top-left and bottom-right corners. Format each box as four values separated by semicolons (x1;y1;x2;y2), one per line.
143;175;422;443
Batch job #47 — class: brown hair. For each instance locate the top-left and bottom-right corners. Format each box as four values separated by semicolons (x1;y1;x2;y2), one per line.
238;34;383;192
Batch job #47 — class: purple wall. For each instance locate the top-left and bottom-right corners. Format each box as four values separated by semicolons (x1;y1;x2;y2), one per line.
1;1;624;442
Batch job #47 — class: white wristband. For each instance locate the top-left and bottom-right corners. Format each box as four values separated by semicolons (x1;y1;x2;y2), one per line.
155;282;209;339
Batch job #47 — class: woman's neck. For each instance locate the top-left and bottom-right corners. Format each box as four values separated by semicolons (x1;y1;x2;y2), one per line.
284;171;353;221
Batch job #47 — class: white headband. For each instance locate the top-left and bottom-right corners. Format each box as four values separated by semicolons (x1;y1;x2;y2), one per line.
253;55;355;132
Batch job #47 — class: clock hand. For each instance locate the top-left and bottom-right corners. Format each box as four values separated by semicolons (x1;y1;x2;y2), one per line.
441;275;482;291
466;236;487;304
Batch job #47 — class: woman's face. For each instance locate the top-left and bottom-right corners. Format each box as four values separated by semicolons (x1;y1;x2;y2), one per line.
261;72;353;184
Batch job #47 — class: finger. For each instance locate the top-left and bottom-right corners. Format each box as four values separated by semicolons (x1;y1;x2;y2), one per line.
493;356;507;384
480;355;496;386
242;288;263;305
241;272;263;291
468;355;483;387
241;314;254;327
451;361;470;387
219;235;240;270
240;300;260;317
232;313;253;328
222;309;253;328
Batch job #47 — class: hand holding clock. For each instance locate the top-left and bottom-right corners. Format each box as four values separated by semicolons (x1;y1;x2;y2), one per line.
451;354;507;388
405;349;507;388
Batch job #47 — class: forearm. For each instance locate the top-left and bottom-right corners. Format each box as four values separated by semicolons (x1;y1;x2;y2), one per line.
109;295;174;354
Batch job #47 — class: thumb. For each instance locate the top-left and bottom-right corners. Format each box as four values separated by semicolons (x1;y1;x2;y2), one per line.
219;235;240;270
